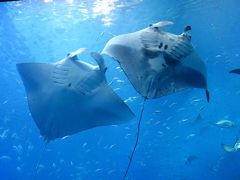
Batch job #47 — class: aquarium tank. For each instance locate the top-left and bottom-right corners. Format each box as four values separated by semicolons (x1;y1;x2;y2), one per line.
0;0;240;180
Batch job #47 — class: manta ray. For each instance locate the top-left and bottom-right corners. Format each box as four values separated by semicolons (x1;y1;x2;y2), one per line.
17;48;134;142
102;21;209;101
101;21;209;179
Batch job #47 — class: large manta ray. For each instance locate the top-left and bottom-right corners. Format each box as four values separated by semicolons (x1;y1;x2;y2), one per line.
17;48;134;142
102;21;209;101
102;21;210;179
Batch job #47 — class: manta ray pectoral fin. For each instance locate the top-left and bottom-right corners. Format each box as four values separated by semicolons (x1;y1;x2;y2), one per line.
90;52;107;72
17;63;53;91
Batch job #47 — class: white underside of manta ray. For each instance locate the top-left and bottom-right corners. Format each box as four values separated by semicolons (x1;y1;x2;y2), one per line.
102;21;209;101
17;48;135;142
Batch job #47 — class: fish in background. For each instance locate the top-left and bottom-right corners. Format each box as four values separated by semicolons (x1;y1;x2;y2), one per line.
0;0;19;2
192;117;235;129
229;68;240;74
214;119;235;128
202;119;235;135
222;138;240;152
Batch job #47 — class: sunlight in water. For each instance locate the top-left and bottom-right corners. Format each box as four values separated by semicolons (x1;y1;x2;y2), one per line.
66;0;74;4
40;0;142;26
92;0;118;26
43;0;73;3
43;0;53;3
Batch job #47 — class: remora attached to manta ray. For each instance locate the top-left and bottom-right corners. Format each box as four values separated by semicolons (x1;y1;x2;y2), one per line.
102;21;209;101
17;48;134;142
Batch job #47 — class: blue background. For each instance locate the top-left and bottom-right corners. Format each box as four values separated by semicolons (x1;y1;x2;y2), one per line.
0;0;240;179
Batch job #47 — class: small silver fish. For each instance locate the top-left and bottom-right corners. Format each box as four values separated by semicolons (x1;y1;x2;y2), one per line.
0;155;12;161
215;119;235;128
222;138;240;152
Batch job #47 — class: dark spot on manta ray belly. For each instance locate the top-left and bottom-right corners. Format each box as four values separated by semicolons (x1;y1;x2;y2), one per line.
164;44;168;50
68;83;72;87
158;42;163;49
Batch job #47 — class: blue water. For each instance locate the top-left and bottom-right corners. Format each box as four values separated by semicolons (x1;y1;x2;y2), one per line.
1;0;240;179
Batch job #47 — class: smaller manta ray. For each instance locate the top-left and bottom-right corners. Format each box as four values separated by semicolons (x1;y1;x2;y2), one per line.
17;48;134;142
102;21;209;101
222;138;240;152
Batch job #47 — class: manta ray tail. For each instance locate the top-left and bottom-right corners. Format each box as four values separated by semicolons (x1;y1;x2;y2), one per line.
123;98;147;180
